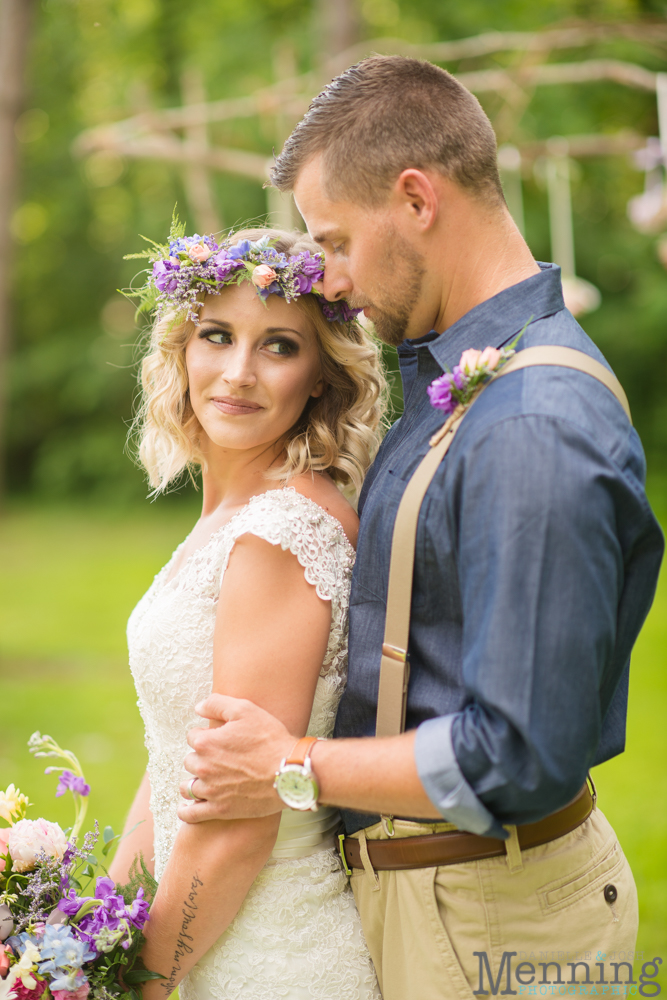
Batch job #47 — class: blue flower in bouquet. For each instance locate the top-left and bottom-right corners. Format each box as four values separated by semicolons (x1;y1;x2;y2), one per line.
36;924;95;990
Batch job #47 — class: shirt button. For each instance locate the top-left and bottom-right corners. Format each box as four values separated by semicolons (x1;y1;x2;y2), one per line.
604;884;618;904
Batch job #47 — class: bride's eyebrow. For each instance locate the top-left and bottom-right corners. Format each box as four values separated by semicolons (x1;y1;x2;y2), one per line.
264;326;306;340
198;318;232;329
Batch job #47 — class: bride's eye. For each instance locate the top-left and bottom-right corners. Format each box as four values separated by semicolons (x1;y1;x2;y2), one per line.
199;329;232;345
265;338;297;356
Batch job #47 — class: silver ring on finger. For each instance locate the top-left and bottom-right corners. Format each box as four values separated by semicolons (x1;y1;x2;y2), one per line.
187;776;205;802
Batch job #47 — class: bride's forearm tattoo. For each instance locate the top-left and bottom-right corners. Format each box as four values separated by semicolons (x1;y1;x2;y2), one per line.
161;872;204;994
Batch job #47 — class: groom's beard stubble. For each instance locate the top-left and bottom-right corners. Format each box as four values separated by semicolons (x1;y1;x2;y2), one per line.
352;232;427;347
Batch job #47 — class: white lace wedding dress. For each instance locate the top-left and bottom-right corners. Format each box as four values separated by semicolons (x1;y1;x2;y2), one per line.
127;488;381;1000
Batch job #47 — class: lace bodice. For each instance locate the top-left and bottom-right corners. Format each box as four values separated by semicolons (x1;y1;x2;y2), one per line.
127;487;356;879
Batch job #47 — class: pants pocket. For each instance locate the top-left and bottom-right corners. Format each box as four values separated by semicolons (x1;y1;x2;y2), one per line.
537;837;626;915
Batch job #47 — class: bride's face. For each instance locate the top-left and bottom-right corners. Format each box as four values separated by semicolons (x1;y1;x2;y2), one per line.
185;282;324;455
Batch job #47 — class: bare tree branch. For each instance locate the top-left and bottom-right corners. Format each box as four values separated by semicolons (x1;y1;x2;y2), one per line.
74;132;270;183
458;58;657;94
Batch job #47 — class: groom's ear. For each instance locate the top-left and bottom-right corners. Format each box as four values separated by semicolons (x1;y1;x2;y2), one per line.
393;168;439;233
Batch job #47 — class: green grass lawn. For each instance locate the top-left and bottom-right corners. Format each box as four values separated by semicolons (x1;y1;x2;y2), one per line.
1;497;665;958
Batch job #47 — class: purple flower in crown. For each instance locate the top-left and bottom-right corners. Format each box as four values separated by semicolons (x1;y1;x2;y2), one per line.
212;251;244;281
295;253;325;280
294;273;314;294
320;300;363;323
53;770;90;798
153;258;180;293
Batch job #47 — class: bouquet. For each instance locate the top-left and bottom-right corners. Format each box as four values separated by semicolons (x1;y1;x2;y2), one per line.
0;734;162;1000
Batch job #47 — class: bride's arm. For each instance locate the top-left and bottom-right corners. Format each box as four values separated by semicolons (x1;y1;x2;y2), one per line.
108;771;155;882
140;533;332;1000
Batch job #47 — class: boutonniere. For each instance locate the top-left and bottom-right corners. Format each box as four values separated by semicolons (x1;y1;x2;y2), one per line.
427;318;532;417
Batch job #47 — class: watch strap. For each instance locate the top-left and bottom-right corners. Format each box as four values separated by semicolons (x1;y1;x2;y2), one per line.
285;735;319;765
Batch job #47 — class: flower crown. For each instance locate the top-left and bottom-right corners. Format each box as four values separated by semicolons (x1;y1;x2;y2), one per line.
124;213;361;325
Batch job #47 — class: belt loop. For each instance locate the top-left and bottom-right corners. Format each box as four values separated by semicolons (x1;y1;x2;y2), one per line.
358;830;381;891
504;825;524;873
381;814;395;837
587;772;598;810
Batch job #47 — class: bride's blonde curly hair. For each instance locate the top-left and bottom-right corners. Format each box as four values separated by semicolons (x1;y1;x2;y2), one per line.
134;227;388;496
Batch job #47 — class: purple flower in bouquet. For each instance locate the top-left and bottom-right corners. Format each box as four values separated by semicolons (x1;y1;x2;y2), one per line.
54;772;90;799
57;890;85;919
68;877;149;954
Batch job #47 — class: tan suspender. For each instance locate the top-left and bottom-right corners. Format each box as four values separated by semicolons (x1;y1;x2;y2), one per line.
374;346;632;740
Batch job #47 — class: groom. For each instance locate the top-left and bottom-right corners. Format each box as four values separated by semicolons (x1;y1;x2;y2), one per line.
177;57;663;998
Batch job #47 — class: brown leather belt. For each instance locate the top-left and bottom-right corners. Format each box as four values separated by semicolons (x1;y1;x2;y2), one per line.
340;784;594;873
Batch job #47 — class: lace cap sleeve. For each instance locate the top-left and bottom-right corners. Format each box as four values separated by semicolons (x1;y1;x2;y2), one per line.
222;488;355;611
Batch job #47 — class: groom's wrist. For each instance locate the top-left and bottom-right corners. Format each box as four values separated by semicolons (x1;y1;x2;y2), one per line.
306;732;441;819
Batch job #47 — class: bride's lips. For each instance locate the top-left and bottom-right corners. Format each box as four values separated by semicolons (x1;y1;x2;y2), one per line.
211;396;264;415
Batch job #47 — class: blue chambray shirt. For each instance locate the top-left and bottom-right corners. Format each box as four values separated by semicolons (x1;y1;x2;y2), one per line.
334;264;664;839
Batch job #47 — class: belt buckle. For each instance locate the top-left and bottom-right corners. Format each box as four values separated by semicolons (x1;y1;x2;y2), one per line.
338;832;352;876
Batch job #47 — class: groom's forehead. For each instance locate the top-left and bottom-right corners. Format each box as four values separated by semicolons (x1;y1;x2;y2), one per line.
293;155;355;235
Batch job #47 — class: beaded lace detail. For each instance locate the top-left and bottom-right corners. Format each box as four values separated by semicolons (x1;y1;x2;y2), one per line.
127;488;380;1000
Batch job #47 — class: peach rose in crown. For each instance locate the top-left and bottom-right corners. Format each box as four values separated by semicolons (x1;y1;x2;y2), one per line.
8;818;67;873
187;243;212;263
251;265;278;288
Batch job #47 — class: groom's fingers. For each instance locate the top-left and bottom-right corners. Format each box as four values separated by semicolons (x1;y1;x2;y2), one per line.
195;693;255;723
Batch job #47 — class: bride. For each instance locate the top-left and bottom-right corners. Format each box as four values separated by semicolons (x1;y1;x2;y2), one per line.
107;225;385;1000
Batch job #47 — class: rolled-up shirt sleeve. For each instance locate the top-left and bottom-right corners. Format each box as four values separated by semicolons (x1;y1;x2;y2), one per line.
414;412;649;831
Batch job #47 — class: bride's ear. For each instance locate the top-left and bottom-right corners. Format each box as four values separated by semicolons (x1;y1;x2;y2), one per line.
310;374;325;399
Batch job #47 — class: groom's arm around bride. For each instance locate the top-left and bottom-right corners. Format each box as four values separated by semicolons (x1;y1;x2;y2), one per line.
179;56;664;1000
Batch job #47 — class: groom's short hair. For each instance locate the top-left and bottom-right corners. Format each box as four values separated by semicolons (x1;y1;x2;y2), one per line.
271;55;504;207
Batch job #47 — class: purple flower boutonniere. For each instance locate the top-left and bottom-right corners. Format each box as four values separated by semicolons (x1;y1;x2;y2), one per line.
427;318;532;416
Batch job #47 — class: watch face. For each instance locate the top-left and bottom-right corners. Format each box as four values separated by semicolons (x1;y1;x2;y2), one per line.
274;766;319;810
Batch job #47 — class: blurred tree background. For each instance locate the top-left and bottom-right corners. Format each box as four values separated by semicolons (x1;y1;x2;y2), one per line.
1;0;667;965
3;0;667;501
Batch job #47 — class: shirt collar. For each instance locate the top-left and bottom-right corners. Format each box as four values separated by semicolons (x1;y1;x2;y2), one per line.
398;262;564;374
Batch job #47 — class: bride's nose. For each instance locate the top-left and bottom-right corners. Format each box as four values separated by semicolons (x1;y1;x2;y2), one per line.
220;344;257;389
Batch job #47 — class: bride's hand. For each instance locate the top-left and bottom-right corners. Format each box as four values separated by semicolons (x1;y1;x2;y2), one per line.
178;694;293;823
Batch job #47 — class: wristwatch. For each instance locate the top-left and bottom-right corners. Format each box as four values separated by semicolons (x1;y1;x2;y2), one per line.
273;736;321;811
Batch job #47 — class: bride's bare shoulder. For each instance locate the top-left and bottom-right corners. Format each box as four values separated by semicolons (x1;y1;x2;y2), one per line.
288;472;359;550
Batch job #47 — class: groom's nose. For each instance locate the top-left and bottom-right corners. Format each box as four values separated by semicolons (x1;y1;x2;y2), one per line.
322;254;353;303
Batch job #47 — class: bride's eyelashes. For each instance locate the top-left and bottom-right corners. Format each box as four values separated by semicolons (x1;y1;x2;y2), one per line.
197;328;299;356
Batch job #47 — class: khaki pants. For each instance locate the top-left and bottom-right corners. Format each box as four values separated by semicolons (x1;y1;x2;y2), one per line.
350;808;638;1000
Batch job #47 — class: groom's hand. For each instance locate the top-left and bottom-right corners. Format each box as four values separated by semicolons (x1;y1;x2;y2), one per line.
178;694;293;823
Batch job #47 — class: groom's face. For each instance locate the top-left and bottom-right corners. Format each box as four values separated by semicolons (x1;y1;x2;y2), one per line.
293;156;428;346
